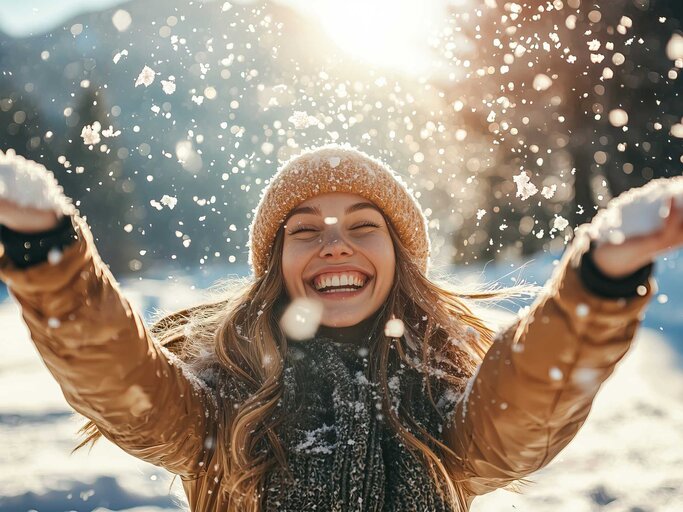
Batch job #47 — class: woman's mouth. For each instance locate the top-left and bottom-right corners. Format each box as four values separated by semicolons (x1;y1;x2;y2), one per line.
308;274;373;299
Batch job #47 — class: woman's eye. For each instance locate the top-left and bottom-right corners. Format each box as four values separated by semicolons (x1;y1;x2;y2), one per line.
289;226;318;235
352;222;380;230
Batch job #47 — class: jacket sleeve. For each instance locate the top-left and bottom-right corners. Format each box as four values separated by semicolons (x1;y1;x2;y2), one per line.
0;214;217;478
444;226;655;497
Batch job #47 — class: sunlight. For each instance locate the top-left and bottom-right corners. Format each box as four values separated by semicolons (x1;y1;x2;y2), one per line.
310;0;444;74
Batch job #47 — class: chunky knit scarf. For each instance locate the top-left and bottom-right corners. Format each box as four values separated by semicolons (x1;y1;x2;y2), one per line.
257;337;458;511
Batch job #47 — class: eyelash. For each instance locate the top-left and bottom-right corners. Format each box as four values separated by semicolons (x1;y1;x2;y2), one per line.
288;221;380;235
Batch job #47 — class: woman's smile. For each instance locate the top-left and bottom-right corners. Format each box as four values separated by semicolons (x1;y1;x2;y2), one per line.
281;192;395;328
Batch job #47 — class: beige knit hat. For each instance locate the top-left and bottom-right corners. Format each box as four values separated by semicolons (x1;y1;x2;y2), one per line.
247;144;431;278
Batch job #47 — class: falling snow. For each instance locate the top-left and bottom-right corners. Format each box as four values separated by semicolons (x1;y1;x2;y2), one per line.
135;65;156;87
513;171;538;200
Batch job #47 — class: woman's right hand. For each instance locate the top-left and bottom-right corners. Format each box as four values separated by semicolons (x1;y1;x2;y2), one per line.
0;197;62;234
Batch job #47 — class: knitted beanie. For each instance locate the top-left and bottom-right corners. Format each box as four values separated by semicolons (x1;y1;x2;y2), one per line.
247;144;431;278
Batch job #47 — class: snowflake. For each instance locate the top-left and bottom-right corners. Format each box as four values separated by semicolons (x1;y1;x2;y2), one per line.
552;215;569;231
135;65;156;87
81;122;101;145
541;184;557;199
161;77;176;94
587;39;601;51
513;171;538;200
288;111;315;129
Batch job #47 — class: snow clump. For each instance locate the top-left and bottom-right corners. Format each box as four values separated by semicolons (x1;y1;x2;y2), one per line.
589;176;683;246
81;122;102;145
513;171;538;200
135;65;156;87
0;149;76;216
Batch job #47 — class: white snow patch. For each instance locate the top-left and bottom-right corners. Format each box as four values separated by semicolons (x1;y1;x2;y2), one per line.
0;149;76;216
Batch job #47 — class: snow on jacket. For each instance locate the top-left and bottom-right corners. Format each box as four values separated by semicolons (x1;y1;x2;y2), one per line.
0;214;654;511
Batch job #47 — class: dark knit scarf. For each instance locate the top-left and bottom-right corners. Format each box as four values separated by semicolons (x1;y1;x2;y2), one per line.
259;335;459;511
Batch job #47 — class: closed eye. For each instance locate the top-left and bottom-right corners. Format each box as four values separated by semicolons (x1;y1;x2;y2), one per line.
352;221;380;229
287;221;380;235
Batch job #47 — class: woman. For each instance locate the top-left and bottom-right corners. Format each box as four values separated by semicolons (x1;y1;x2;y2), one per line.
0;145;679;511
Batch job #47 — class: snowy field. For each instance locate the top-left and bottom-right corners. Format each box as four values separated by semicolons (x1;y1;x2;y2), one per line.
1;252;682;512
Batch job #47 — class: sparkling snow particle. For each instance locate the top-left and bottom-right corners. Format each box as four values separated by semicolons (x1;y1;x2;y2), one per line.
47;247;63;264
113;49;128;64
513;171;538;200
532;73;553;91
476;209;487;220
112;9;132;32
288;111;316;129
135;66;156;87
384;318;405;338
324;216;338;225
80;122;101;145
280;297;323;341
541;184;557;199
329;156;341;168
47;317;61;328
587;39;601;51
670;123;683;138
222;1;233;11
101;125;121;138
576;303;590;317
549;367;564;381
666;33;683;61
552;215;569;231
161;77;176;95
608;109;629;127
160;195;178;209
657;294;669;304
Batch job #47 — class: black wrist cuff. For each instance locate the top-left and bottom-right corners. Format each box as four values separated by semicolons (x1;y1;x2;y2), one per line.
0;215;78;268
579;242;653;299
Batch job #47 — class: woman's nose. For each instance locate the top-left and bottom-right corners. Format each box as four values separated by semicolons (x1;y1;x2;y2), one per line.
319;230;353;257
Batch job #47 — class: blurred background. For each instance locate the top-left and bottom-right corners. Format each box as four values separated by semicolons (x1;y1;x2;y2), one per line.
0;0;682;510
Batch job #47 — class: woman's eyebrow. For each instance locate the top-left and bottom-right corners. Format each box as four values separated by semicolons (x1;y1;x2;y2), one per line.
286;202;380;219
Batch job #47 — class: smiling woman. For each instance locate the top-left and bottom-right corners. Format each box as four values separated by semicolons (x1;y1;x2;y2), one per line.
281;192;396;327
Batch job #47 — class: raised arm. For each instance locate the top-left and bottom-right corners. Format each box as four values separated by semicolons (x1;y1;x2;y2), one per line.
444;226;655;499
0;213;217;478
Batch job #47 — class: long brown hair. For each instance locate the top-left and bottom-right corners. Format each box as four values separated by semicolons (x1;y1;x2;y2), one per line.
73;214;535;511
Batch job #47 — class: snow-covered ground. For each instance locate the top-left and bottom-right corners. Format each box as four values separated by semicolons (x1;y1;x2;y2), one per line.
1;252;681;511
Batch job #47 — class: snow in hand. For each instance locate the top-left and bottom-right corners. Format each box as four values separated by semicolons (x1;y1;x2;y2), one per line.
135;65;156;87
280;297;324;340
589;176;683;246
0;149;76;216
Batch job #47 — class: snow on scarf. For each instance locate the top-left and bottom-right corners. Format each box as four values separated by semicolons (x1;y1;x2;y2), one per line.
259;337;458;512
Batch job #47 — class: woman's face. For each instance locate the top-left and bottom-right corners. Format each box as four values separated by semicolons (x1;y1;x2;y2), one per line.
281;192;396;328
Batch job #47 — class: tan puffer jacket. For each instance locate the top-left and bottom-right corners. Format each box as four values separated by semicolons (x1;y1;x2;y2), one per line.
0;215;654;510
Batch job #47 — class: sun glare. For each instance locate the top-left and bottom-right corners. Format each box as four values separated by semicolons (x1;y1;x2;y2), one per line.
311;0;444;74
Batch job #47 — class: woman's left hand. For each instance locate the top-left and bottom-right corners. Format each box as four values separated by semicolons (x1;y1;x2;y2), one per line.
591;196;683;279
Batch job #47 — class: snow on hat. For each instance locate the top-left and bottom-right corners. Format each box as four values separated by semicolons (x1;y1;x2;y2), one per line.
247;144;431;278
